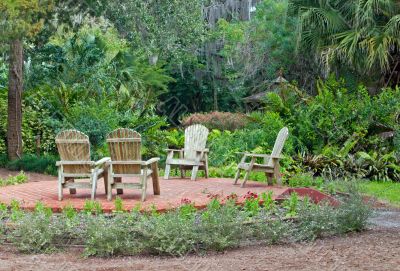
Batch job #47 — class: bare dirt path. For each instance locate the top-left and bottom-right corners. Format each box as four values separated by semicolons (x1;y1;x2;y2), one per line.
0;213;399;271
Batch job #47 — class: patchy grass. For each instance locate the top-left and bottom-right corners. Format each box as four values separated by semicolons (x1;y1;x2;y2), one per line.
359;181;400;207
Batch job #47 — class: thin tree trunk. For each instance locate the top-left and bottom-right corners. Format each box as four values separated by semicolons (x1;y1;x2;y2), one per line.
7;39;23;160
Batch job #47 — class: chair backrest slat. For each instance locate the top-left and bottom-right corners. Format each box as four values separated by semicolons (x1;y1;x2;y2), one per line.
107;128;141;174
268;127;289;166
184;124;209;160
56;130;91;174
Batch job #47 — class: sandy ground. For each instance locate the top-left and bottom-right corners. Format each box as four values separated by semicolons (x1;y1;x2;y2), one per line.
1;169;400;271
0;227;399;271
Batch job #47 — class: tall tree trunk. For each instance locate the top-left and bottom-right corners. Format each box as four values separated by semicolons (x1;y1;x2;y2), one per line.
7;39;23;160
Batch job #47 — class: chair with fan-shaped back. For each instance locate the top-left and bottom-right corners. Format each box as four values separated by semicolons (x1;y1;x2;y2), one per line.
234;127;289;187
106;128;160;201
164;124;209;181
55;130;110;200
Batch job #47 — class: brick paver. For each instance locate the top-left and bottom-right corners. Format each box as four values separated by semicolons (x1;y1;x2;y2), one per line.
0;177;336;212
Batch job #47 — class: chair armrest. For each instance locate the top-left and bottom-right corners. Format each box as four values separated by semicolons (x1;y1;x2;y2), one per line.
194;148;209;153
95;157;111;167
56;161;94;166
165;148;183;153
236;153;283;159
144;157;160;166
108;160;144;165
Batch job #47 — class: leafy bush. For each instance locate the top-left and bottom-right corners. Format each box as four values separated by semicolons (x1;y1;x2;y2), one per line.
287;173;324;188
0;171;28;187
64;100;120;150
181;111;249;131
10;204;57;253
6;154;58;175
0;89;57;155
84;214;143;257
2;192;371;257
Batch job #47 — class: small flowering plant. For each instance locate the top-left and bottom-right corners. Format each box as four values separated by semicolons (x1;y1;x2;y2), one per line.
180;198;192;205
179;198;196;219
225;193;238;202
206;192;221;200
243;191;258;200
243;191;260;217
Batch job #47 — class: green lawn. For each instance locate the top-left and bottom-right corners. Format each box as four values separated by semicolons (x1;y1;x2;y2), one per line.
359;181;400;207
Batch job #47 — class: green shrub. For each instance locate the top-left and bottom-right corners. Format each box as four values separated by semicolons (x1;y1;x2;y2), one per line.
10;204;57;253
2;190;371;256
335;193;371;233
287;173;324;189
181;111;249;131
294;203;339;241
84;214;143;257
0;171;28;187
6;154;58;175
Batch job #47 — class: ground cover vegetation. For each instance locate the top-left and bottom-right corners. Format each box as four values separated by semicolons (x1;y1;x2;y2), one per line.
0;189;370;257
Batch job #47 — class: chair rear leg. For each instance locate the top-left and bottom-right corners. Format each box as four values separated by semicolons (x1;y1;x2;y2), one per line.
204;164;209;179
115;177;123;195
66;178;76;194
266;173;273;186
191;166;199;181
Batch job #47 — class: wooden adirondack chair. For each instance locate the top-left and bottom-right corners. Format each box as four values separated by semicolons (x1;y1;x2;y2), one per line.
106;128;160;201
55;130;110;201
164;124;209;181
234;127;289;187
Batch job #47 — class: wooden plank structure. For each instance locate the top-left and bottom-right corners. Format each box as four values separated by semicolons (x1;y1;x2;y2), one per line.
106;128;160;201
234;127;289;187
164;124;209;181
55;130;110;201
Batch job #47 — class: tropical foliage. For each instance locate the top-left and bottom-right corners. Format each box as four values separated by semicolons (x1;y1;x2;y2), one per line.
0;0;398;184
290;0;400;87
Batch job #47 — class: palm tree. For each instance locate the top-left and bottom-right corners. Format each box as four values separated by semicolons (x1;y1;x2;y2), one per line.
290;0;400;88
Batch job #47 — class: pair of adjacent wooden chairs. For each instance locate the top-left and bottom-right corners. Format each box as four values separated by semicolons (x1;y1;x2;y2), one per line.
163;125;289;187
56;128;159;201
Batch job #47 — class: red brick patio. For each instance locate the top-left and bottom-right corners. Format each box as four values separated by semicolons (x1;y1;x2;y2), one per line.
0;177;337;212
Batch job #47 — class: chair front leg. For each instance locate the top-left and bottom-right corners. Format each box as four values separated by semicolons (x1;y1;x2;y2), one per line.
107;165;113;201
191;165;199;181
91;169;98;201
241;157;256;188
204;153;209;178
273;158;281;185
191;151;203;181
234;169;241;184
57;166;64;201
141;168;148;202
151;162;160;195
234;154;247;185
164;151;174;180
